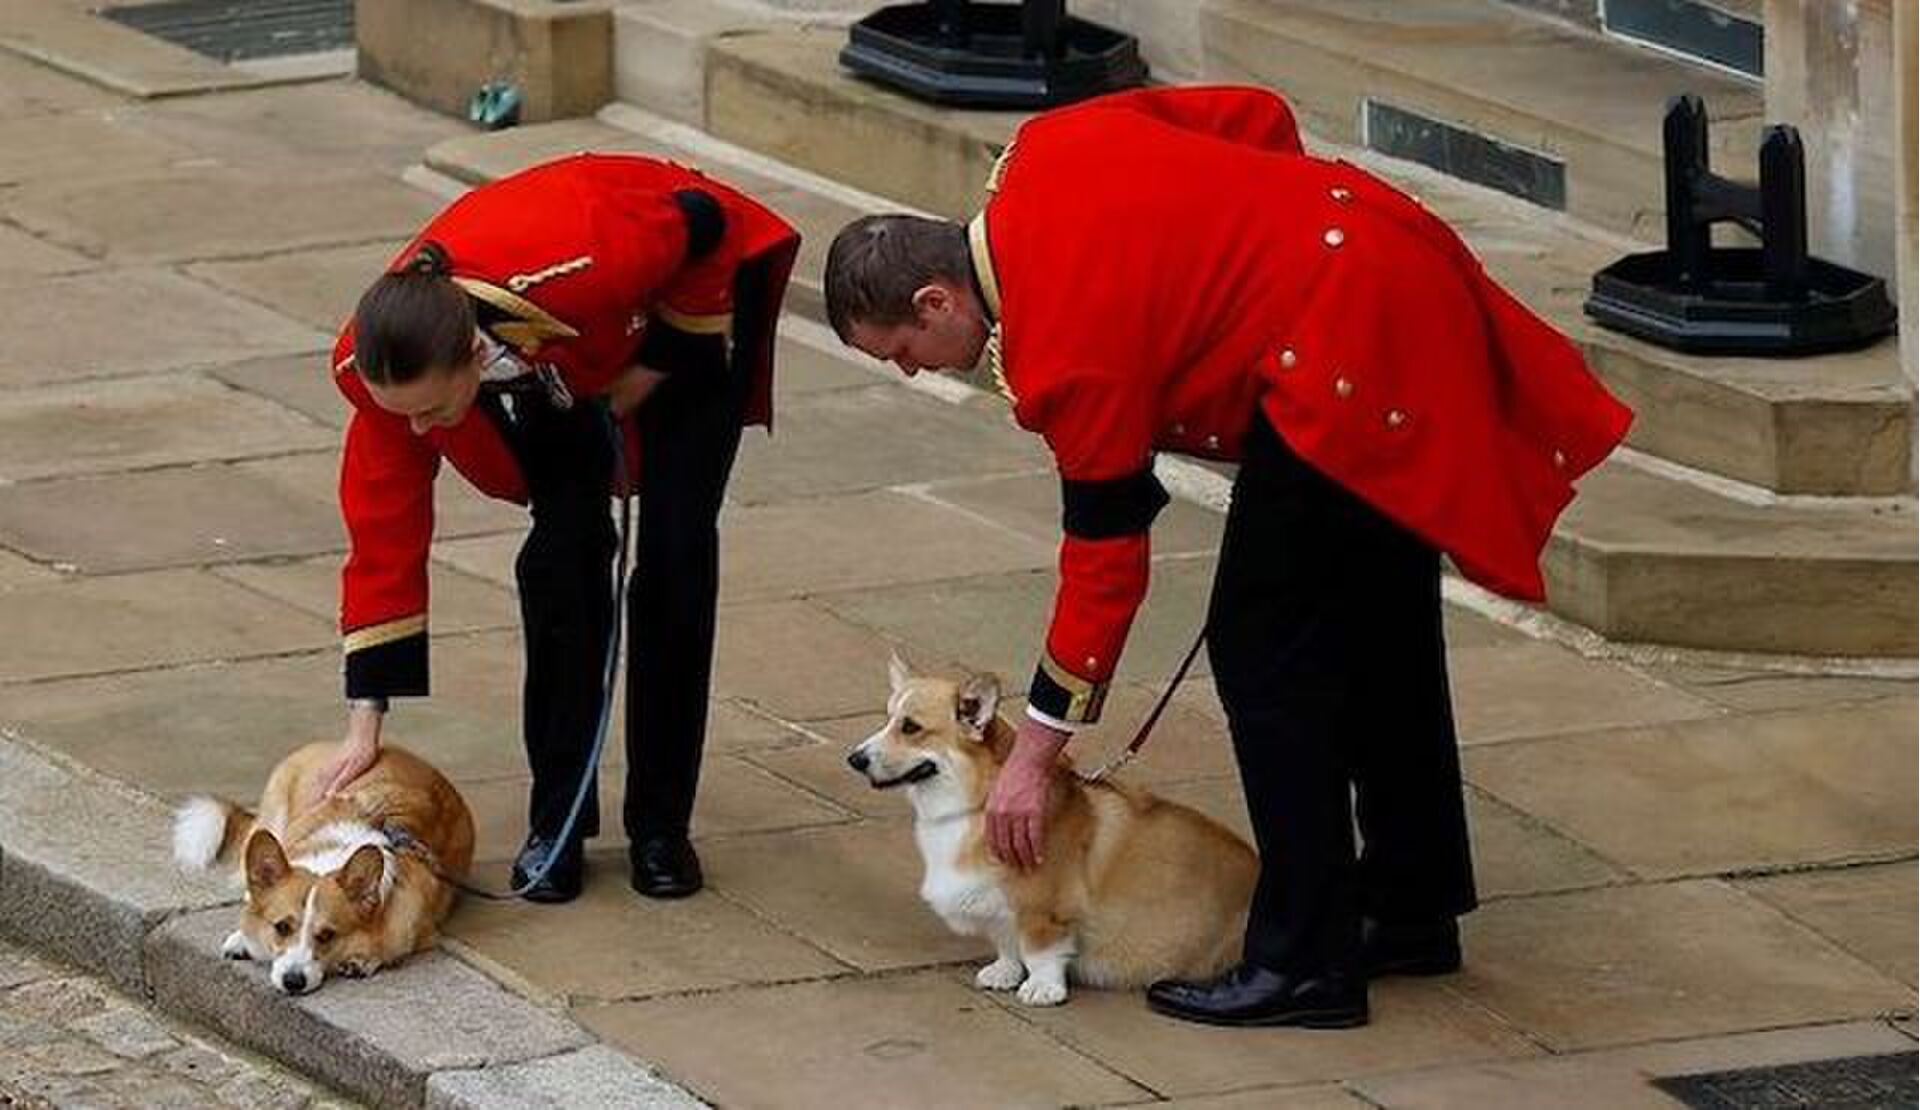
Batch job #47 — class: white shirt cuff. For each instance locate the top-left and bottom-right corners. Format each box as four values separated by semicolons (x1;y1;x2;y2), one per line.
1024;703;1078;736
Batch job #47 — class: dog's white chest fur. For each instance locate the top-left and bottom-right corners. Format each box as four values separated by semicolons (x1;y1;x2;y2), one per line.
913;810;1008;936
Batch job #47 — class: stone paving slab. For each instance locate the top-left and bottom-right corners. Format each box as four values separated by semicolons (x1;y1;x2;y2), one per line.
0;569;331;684
815;556;1222;688
1148;1086;1376;1109
1153;777;1630;900
0;453;344;573
1447;639;1724;745
214;556;516;639
123;82;472;177
920;469;1226;559
445;866;847;1003
577;971;1151;1110
710;599;928;721
149;909;593;1109
0;51;116;117
0;268;325;387
0;548;56;588
1350;1019;1917;1109
0;110;196;187
1464;697;1918;878
1451;879;1913;1051
0;739;232;995
985;972;1540;1098
1629;660;1916;715
1737;862;1917;988
699;820;992;972
0;372;334;482
6;168;441;264
426;1044;700;1110
206;351;349;428
729;384;1050;506
0;223;90;278
460;755;852;866
0;635;547;800
717;488;1058;603
772;334;883;397
0;0;302;98
188;239;402;333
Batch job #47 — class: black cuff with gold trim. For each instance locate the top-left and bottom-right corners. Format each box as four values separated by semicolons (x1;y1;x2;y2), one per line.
1061;467;1168;540
344;633;428;700
1027;654;1109;725
635;316;728;376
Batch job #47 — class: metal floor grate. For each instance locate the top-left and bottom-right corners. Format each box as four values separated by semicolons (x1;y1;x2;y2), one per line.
1654;1051;1918;1109
101;0;353;63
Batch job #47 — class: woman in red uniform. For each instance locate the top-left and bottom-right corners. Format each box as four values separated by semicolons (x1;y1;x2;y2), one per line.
322;153;798;902
825;86;1630;1027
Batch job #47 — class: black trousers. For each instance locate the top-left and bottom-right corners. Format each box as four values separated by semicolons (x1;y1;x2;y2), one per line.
1206;412;1477;976
492;346;750;849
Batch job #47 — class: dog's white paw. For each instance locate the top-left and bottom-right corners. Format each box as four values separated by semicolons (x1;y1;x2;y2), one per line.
220;930;253;961
975;957;1025;991
1016;977;1068;1007
334;959;379;980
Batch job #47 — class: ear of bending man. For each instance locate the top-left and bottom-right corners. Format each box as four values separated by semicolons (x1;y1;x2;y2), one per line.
824;85;1632;1029
327;153;800;905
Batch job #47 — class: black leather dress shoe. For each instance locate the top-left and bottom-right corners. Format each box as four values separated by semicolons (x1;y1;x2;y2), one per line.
1146;964;1368;1028
1361;917;1461;978
510;835;584;904
629;835;703;899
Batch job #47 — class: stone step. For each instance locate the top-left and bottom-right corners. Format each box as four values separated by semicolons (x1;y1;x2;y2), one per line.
417;114;1914;657
1200;0;1764;240
693;24;1910;497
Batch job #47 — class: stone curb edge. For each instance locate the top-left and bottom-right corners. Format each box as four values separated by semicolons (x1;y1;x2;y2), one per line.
0;730;705;1109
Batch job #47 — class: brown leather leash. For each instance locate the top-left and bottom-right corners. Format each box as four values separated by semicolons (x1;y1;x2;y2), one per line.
1077;626;1207;784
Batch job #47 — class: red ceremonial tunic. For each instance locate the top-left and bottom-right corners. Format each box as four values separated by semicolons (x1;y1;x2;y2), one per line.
970;86;1633;724
332;153;799;698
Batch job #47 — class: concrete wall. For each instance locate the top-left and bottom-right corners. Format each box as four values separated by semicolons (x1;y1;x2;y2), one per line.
1897;0;1917;398
1763;0;1899;284
355;0;612;124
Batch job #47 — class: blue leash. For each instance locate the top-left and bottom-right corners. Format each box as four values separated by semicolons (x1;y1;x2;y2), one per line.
396;403;632;901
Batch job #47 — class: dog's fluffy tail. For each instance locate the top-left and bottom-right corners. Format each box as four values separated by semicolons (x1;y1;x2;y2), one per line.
172;797;255;871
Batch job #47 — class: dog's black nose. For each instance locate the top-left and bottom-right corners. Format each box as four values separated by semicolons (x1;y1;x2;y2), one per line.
846;750;869;772
280;970;308;993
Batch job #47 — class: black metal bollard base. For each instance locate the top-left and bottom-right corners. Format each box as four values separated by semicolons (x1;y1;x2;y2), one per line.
841;1;1147;109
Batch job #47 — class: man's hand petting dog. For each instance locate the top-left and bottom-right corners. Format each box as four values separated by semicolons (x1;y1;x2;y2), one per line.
987;717;1069;871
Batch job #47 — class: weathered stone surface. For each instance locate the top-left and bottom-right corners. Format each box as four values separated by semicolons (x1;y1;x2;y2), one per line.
446;862;845;1002
922;469;1224;558
213;556;517;639
0;549;56;589
1465;698;1917;877
426;1045;702;1109
0;0;288;97
711;599;925;721
0;571;332;684
1447;640;1721;745
0;111;194;187
1739;862;1917;987
578;972;1149;1109
148;909;591;1109
206;352;350;429
0;739;232;994
0;455;344;574
729;384;1048;505
0;49;117;117
0;223;89;277
699;820;990;971
122;81;470;176
357;0;613;125
7;168;440;265
1352;1020;1917;1109
0;268;325;388
1451;880;1913;1050
187;239;402;332
0;373;334;482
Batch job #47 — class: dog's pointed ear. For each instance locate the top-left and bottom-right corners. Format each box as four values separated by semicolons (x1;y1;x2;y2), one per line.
244;829;289;892
955;672;1001;739
336;845;385;910
887;650;913;694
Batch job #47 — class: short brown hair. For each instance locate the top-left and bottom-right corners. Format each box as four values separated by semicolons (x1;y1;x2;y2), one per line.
824;215;970;342
353;242;475;386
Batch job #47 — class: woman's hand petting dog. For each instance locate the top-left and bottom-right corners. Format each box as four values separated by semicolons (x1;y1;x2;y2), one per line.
987;717;1069;870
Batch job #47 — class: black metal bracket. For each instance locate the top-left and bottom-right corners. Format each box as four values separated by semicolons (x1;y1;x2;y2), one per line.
1585;95;1896;356
841;0;1147;109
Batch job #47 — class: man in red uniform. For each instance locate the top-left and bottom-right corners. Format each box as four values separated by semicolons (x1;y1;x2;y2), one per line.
825;86;1630;1027
326;153;798;902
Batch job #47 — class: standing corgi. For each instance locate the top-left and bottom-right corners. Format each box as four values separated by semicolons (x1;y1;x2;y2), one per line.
848;657;1256;1005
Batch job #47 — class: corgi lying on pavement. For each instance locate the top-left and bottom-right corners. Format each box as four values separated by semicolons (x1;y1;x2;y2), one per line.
847;657;1257;1006
172;742;475;995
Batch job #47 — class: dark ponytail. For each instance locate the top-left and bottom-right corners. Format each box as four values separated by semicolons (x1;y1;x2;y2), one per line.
352;242;476;386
